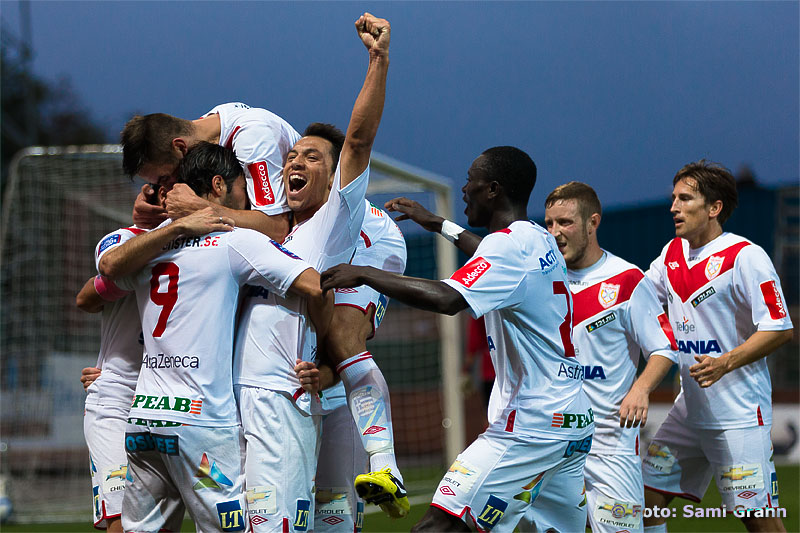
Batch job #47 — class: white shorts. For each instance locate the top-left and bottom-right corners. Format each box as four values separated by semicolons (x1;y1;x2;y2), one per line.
585;453;644;533
333;285;387;339
315;405;367;532
642;403;779;511
431;425;590;532
236;386;320;533
84;402;129;528
121;421;247;533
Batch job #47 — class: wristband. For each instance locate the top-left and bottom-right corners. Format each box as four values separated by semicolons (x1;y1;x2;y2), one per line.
440;220;465;243
94;275;131;302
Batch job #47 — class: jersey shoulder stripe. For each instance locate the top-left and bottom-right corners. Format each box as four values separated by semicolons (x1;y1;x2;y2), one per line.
664;238;750;302
571;267;643;325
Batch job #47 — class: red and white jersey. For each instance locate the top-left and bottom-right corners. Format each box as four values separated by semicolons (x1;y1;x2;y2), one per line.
203;103;300;215
320;201;408;412
569;251;678;454
233;164;369;412
646;232;792;429
443;221;594;440
117;227;312;426
86;227;149;408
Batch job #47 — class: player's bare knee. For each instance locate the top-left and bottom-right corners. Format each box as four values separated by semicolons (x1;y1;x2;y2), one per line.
411;506;470;532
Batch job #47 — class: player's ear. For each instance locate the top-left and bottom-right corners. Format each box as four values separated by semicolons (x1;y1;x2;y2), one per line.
210;175;226;198
172;138;189;157
587;212;601;234
157;184;168;208
708;199;723;220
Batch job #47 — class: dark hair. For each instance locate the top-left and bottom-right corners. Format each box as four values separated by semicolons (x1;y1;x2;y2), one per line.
120;113;193;177
478;146;537;206
302;122;345;171
545;181;602;221
673;159;738;225
176;142;242;197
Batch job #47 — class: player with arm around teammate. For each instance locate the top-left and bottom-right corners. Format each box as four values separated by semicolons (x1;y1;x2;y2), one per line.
101;142;331;533
641;160;793;533
322;146;594;532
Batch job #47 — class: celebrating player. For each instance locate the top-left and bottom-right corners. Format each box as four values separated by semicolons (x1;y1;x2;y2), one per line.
516;181;677;533
100;142;331;532
231;13;400;531
122;101;300;239
641;161;793;533
323;146;594;532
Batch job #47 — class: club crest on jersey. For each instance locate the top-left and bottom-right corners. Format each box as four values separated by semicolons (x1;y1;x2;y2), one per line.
597;282;620;308
452;257;491;288
705;255;724;280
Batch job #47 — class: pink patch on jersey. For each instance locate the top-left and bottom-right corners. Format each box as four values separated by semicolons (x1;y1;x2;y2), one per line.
657;313;679;350
664;238;750;302
451;257;491;288
571;268;643;326
759;280;787;319
248;161;275;206
505;410;516;432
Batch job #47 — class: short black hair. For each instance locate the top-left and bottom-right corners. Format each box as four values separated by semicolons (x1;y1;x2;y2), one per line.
479;146;537;206
673;159;738;225
176;142;242;197
303;123;345;171
121;113;193;177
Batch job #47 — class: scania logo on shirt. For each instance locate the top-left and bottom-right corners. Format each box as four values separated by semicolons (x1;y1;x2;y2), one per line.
677;339;721;355
248;161;275;206
131;394;203;415
551;408;594;429
452;257;491;288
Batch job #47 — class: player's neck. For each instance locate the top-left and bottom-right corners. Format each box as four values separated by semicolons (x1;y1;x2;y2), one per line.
488;206;527;233
569;243;604;270
192;115;221;145
686;223;723;250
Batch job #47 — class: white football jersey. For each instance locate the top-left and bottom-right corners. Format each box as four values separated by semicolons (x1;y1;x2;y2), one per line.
443;221;594;440
117;227;312;426
233;164;369;412
320;201;408;412
85;227;148;407
203;103;300;215
569;251;678;454
646;232;792;429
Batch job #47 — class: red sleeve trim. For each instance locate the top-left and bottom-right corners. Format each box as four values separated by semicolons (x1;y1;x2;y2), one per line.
657;313;679;350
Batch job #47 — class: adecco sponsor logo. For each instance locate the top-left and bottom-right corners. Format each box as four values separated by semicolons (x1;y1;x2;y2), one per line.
248;161;274;205
451;257;491;288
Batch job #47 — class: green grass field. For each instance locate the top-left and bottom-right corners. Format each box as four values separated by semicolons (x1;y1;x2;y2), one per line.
3;465;797;532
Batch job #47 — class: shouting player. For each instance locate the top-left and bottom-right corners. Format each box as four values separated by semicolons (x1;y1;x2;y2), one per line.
641;161;793;533
323;146;594;532
101;142;331;533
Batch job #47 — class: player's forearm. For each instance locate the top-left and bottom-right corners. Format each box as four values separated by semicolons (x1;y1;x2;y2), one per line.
359;267;467;315
454;231;482;256
75;277;105;313
340;54;388;185
213;206;289;242
631;354;674;394
720;329;793;373
99;223;184;280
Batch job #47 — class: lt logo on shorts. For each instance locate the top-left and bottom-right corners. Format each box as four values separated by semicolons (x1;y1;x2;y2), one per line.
216;500;245;532
294;499;311;531
476;495;508;530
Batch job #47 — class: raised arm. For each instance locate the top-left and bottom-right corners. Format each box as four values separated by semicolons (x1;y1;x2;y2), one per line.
339;13;390;188
321;263;468;316
385;197;482;256
100;207;234;280
76;276;106;313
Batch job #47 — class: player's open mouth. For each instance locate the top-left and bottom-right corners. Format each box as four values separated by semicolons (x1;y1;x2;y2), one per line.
288;174;308;193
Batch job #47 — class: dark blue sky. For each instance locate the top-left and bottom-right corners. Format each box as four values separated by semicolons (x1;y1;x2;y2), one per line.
3;1;798;220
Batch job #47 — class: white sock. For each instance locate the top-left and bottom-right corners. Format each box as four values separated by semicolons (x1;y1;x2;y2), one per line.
337;351;403;484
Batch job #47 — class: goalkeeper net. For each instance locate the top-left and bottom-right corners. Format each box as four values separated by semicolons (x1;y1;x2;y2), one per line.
0;146;462;523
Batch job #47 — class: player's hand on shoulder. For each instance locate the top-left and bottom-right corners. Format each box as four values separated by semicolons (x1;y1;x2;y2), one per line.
80;366;102;392
176;206;235;237
321;264;365;293
132;184;168;228
356;12;390;56
294;359;321;394
385;197;444;233
165;183;211;220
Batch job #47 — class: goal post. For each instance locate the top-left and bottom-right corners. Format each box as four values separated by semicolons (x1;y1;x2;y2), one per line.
0;145;464;522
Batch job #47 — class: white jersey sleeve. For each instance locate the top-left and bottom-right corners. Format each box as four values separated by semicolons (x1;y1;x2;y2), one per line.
625;276;679;363
645;250;669;308
95;226;147;272
734;245;793;332
226;231;311;297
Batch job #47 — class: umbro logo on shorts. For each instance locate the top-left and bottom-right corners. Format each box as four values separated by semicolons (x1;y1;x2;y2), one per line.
363;425;386;435
439;486;456;496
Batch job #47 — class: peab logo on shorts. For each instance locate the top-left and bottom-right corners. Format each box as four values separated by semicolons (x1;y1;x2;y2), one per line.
551;408;594;429
216;500;245;532
248;161;275;206
476;495;508;530
131;394;203;415
451;257;491;288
